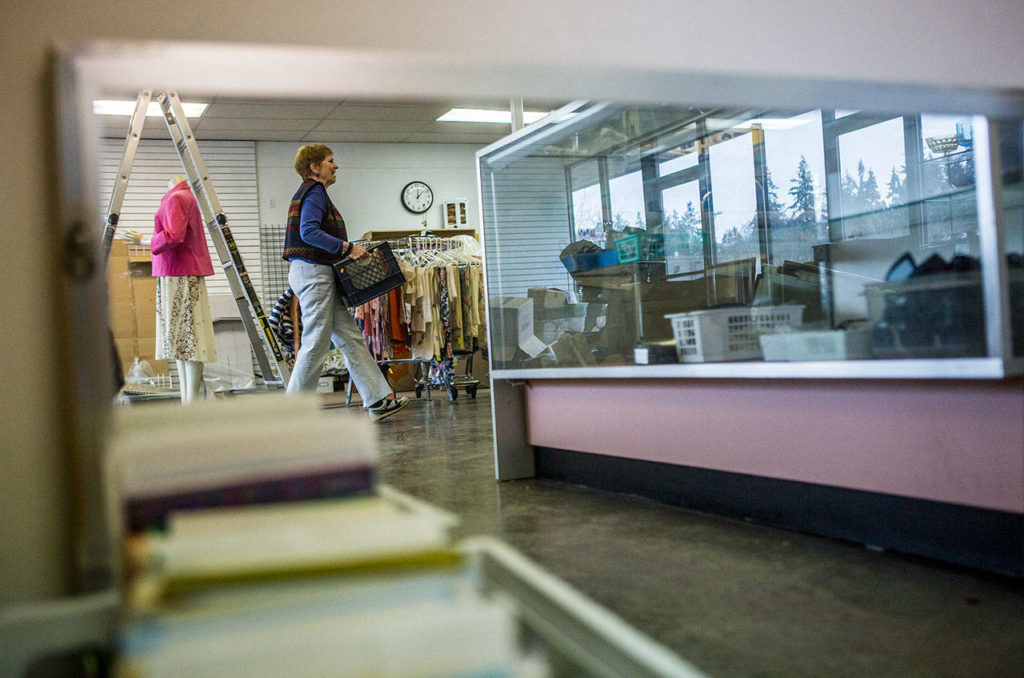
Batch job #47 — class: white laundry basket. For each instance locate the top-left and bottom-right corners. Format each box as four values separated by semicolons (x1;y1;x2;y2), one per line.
666;305;804;362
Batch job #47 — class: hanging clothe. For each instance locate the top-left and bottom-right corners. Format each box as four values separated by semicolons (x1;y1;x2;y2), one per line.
427;267;454;386
268;288;302;361
350;236;487;387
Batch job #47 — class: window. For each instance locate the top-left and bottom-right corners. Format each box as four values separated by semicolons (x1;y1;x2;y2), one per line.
661;181;703;275
836;117;909;239
708;132;759;265
608;169;644;231
659;149;699;176
570;161;604;246
762;110;827;264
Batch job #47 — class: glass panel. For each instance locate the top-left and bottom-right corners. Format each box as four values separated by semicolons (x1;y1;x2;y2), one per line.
478;102;1017;371
608;168;644;231
708;132;759;266
919;114;977;247
762;109;827;265
659;149;699;175
836;117;908;240
1000;120;1024;356
662;181;703;275
570;161;604;247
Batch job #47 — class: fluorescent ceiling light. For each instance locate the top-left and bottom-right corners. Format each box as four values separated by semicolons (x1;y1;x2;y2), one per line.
437;108;549;124
93;100;208;117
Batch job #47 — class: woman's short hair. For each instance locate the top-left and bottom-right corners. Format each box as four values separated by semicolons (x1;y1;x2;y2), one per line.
294;144;333;179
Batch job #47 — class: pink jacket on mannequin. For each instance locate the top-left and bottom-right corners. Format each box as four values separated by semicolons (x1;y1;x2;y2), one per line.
151;181;215;277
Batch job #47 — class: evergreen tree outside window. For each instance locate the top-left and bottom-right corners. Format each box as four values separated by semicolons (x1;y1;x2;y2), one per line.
788;156;817;222
762;110;827;264
662;182;703;275
837;118;909;239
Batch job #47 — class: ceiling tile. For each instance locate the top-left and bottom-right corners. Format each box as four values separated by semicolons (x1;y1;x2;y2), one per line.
325;103;451;121
203;101;337;119
308;132;411;143
403;132;506;144
425;121;516;135
311;119;428;134
197;129;308;141
194;118;322;132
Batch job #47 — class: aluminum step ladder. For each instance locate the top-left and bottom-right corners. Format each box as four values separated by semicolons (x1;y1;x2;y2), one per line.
101;90;290;387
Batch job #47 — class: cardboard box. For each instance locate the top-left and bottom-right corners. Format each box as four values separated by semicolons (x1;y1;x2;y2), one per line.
208;294;252;378
114;337;139;375
106;265;133;302
535;303;588;344
108;300;137;338
133;275;157;311
211;319;255;381
106;251;131;274
135;308;156;339
207;293;241;321
135;336;159;361
490;297;534;351
550;333;596;366
489;345;524;365
528;287;568;308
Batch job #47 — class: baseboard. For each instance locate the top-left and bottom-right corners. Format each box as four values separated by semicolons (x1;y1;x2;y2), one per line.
534;447;1024;576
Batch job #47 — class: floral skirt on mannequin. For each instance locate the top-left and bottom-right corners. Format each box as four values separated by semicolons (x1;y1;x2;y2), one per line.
155;275;218;362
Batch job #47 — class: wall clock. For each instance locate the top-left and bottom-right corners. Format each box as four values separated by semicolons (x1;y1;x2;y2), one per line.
401;181;434;214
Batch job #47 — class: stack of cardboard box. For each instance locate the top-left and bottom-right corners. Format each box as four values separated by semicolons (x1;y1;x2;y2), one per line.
528;287;590;345
106;241;167;377
488;296;534;364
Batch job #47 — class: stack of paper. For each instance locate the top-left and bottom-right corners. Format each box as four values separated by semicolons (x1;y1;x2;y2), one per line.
127;495;459;599
118;494;541;676
108;394;548;677
106;394;377;532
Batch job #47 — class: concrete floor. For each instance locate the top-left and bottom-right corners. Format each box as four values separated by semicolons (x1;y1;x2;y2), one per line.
371;389;1024;678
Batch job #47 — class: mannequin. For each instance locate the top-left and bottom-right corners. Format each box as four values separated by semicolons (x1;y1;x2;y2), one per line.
151;175;218;403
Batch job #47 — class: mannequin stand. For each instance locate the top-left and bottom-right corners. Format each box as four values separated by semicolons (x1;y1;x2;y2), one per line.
176;359;204;404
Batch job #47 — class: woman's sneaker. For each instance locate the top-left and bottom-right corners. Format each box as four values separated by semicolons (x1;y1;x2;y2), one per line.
369;396;409;422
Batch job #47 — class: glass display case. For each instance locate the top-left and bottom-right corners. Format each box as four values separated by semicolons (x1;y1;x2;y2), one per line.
478;102;1024;378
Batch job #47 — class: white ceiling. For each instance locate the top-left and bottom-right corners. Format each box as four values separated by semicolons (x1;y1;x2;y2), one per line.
96;95;568;145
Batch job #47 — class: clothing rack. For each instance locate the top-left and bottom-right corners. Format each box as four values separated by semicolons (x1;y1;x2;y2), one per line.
359;233;479;258
354;234;484;401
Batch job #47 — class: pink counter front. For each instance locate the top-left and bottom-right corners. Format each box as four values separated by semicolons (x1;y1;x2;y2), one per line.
525;379;1024;513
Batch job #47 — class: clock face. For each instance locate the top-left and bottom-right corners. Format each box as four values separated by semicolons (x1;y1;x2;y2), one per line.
401;181;434;214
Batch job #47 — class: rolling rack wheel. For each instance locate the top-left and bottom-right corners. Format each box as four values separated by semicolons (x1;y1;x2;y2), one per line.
447;384;458;401
466;384;478;399
415;385;423;398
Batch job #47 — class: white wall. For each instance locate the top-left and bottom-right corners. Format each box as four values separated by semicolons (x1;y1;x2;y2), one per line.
256;142;482;239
